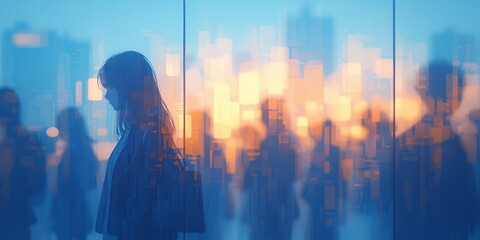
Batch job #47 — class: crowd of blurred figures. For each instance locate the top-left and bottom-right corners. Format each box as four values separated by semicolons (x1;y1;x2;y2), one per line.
0;88;98;239
0;59;480;240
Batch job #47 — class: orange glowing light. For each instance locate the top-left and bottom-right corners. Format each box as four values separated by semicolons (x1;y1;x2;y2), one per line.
263;62;288;95
331;96;351;122
213;124;231;139
304;63;323;82
88;78;102;101
323;83;340;105
375;59;393;79
212;83;232;139
341;158;354;182
394;95;423;135
12;32;45;47
178;114;192;139
239;72;260;105
46;127;59;138
242;110;256;121
349;125;367;140
94;141;116;161
296;116;309;138
343;63;362;93
225;140;237;174
228;102;240;128
353;100;369;115
166;54;180;77
213;83;230;123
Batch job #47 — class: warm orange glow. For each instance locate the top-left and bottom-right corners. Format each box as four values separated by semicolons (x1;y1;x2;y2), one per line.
304;63;323;82
239;72;260;105
296;116;309;138
225;140;237;174
93;141;116;161
305;101;319;113
295;63;324;106
214;124;231;139
12;32;45;47
212;82;234;139
343;63;362;93
46;127;59;138
213;83;230;123
242;110;256;121
323;83;340;105
87;78;102;101
350;124;367;140
429;126;450;143
394;95;424;135
228;102;240;128
263;62;288;95
395;97;422;120
374;59;393;79
331;96;351;122
178;114;192;139
204;58;225;81
353;100;369;116
166;54;180;77
341;158;354;182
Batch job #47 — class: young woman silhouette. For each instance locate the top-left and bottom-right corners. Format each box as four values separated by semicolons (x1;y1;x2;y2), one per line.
95;51;181;240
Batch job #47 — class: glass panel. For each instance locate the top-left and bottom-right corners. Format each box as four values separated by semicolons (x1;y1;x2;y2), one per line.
0;1;183;239
395;1;480;239
185;1;394;239
4;0;477;239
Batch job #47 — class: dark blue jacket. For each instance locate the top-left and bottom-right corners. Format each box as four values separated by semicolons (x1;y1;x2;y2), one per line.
96;125;180;240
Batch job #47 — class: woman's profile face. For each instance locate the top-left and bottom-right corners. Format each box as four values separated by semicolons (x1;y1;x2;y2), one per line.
104;87;120;111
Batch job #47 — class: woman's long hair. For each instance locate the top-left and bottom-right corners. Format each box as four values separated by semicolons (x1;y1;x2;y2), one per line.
98;51;175;138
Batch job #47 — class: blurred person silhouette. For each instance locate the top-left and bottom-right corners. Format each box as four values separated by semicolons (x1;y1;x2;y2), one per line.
183;109;226;240
236;125;262;215
468;109;480;235
395;60;477;240
236;125;262;181
371;111;394;240
0;87;46;240
242;97;299;240
356;108;393;239
50;107;99;240
302;120;340;240
200;109;234;240
95;51;189;240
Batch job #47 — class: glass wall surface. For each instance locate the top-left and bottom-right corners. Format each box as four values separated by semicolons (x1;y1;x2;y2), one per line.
0;1;184;239
0;0;479;239
395;1;480;239
184;0;394;239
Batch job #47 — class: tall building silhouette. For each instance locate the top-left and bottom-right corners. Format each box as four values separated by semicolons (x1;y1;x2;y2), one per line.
287;6;335;76
430;29;476;64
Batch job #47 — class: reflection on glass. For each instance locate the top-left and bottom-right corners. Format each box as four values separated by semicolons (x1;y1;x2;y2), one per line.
51;107;98;240
0;0;479;239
